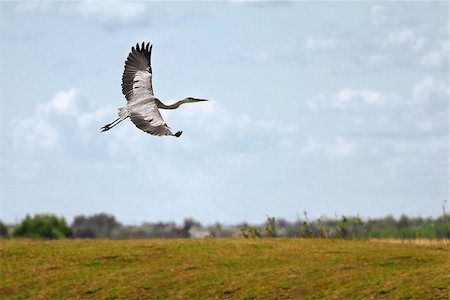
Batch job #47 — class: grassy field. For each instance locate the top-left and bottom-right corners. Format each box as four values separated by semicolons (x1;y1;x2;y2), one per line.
0;239;448;299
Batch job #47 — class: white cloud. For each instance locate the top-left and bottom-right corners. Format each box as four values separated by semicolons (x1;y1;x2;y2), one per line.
229;0;292;8
230;48;296;64
419;21;450;68
10;89;82;152
304;36;339;51
300;136;357;161
306;88;392;112
299;136;320;156
11;88;113;152
328;137;357;160
370;5;386;26
12;118;60;151
11;88;297;163
378;22;448;70
14;1;54;13
411;76;449;119
335;88;382;107
383;28;426;51
305;94;327;112
36;88;79;116
412;76;448;102
12;0;170;29
175;100;296;143
304;76;448;149
420;39;449;67
310;7;447;73
76;0;147;25
77;106;113;130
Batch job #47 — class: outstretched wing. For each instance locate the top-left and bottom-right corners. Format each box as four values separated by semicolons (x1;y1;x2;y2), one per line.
129;99;175;136
122;42;153;102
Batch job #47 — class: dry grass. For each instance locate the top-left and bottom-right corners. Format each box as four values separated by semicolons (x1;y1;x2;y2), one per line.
1;239;448;299
370;238;450;247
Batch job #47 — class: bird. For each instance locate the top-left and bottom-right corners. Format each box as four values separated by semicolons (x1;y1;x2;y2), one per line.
101;42;208;137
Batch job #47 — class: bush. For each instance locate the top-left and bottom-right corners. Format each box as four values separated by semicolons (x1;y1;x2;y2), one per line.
71;213;122;238
239;223;261;238
0;220;9;238
264;216;277;237
13;214;71;239
300;211;313;238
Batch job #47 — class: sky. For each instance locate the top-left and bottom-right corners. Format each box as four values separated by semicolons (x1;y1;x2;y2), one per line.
0;1;448;225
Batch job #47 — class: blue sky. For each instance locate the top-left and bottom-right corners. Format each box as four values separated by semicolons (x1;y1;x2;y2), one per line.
0;1;448;225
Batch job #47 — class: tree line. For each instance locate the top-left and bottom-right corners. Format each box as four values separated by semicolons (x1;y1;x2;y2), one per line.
1;211;448;240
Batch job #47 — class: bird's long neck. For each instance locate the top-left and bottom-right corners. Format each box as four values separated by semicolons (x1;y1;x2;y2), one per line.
155;99;186;110
156;98;208;110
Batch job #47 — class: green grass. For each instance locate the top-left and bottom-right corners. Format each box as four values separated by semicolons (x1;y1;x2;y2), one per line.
0;239;448;299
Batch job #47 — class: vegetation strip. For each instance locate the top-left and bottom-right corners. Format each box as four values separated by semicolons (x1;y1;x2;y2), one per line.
1;239;448;299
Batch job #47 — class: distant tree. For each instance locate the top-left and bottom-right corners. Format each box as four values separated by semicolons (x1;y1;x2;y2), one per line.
300;211;313;238
317;217;329;238
442;200;449;240
0;220;9;238
337;216;349;239
347;216;365;238
264;216;277;237
71;213;122;238
239;223;261;238
13;214;71;239
114;225;149;239
182;218;202;238
209;222;223;238
397;214;410;228
383;215;398;228
208;222;235;238
183;218;201;231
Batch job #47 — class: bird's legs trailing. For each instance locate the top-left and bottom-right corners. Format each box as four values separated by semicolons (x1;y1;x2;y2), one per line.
101;107;129;132
101;118;124;132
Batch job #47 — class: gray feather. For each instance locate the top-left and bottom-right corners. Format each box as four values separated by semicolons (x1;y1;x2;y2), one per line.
122;42;153;102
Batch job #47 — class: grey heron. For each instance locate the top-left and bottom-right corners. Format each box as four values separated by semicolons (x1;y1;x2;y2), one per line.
101;42;208;137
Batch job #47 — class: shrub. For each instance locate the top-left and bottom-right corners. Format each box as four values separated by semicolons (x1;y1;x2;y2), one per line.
337;216;349;239
239;223;261;238
71;213;121;238
264;216;277;237
13;214;71;239
300;211;313;238
0;220;9;238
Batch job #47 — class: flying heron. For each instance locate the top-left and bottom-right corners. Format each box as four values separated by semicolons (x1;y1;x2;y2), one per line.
101;42;208;137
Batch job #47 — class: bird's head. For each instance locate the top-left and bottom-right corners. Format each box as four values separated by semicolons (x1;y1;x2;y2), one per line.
185;97;209;103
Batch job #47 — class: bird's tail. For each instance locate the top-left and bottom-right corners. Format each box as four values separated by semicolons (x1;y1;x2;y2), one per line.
118;107;129;119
